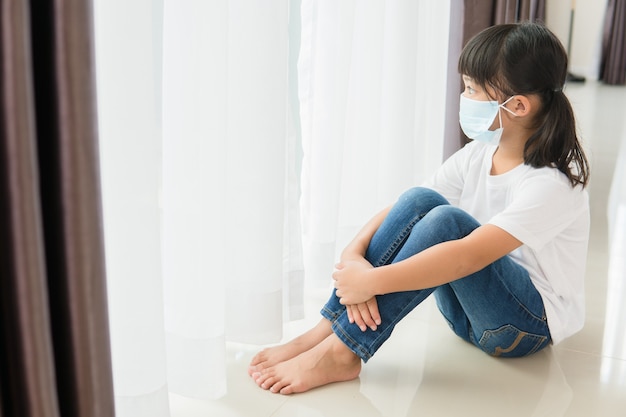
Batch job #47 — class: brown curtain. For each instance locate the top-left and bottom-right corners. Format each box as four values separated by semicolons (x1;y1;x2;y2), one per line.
600;0;626;85
463;0;546;46
0;1;115;417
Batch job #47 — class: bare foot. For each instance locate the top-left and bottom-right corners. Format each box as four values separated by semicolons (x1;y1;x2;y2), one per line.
248;318;333;376
251;333;361;395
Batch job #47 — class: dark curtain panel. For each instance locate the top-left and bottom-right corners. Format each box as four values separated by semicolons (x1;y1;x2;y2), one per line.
463;0;546;46
600;0;626;85
0;1;115;417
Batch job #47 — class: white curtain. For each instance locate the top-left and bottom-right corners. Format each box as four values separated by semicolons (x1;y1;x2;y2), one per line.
95;0;294;414
94;1;169;416
161;0;305;401
94;1;460;416
300;0;462;286
603;111;626;380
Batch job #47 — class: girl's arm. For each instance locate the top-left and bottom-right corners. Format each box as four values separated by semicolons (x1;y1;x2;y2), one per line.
333;224;522;305
339;206;391;262
337;206;391;331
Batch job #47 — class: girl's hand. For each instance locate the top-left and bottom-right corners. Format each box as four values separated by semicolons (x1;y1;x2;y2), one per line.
332;259;376;305
347;298;381;332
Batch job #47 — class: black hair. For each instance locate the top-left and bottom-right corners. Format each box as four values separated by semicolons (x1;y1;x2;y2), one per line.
458;22;590;188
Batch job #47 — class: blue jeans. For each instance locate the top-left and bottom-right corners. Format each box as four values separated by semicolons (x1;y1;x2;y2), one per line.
321;187;551;362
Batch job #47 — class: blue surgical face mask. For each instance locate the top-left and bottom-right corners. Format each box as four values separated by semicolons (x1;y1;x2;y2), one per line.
459;94;517;145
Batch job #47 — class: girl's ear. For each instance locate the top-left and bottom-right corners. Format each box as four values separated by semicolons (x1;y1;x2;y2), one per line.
509;95;533;117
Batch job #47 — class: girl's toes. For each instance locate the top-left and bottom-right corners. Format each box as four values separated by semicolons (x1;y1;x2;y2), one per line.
260;376;277;390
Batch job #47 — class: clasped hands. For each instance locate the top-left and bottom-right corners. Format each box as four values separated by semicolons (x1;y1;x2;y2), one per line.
332;258;381;332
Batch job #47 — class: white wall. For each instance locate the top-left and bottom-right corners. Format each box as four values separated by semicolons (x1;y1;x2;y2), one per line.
545;0;607;80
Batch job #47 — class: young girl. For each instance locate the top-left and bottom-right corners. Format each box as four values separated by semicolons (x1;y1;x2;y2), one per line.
249;22;590;395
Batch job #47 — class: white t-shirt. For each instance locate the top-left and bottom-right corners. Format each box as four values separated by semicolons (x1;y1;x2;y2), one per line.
422;141;590;345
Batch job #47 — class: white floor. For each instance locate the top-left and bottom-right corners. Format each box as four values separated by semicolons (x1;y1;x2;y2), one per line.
170;80;626;417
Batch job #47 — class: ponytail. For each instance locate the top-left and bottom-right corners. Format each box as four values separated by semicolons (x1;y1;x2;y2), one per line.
523;89;590;188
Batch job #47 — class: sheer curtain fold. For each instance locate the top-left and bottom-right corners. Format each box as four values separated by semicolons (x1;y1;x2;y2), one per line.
300;0;455;287
161;0;229;400
98;0;294;412
95;1;169;416
161;0;290;399
1;1;115;417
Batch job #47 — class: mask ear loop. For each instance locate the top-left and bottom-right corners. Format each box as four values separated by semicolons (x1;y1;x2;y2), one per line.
495;96;517;130
499;96;518;117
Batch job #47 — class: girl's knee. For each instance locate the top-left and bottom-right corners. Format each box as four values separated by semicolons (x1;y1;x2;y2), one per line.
397;187;449;212
421;205;480;237
431;205;475;221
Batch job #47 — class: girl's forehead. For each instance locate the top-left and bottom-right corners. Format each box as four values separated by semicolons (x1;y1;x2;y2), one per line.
461;74;487;88
462;73;490;85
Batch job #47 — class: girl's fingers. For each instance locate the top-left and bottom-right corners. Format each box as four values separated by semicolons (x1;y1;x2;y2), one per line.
366;298;382;325
357;303;377;331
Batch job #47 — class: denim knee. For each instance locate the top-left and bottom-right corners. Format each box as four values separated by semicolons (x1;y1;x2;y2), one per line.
418;205;480;240
397;187;449;214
